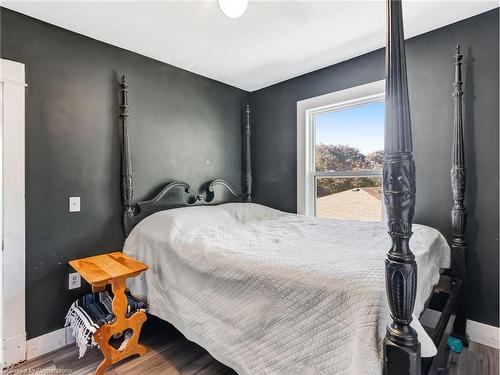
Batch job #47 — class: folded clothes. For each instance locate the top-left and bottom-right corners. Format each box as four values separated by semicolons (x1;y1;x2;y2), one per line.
64;290;146;358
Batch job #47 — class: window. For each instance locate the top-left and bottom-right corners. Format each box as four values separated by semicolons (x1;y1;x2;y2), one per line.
314;102;383;221
297;80;385;221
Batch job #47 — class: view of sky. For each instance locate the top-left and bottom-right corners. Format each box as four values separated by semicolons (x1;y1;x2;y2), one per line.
315;101;384;154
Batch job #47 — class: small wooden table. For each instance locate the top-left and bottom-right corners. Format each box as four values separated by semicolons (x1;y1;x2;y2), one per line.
69;252;149;375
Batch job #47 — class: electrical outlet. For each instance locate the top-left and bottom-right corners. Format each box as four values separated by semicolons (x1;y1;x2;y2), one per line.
69;272;81;289
69;197;80;212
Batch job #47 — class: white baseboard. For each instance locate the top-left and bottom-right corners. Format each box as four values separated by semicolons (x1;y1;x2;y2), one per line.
420;309;500;349
466;320;500;349
26;327;75;361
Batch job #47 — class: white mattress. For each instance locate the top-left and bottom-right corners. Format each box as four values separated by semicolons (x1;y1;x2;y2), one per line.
124;203;450;375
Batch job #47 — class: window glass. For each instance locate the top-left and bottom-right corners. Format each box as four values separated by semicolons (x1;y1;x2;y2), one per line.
314;101;384;221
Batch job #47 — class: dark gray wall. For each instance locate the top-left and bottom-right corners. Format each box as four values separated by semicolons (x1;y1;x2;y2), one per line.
250;9;499;327
1;8;248;339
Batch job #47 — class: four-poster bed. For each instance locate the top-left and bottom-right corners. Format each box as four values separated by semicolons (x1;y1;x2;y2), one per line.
117;1;467;374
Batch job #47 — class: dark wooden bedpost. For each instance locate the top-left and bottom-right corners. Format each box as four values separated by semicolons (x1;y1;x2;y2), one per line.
450;45;468;344
120;76;135;236
382;1;420;374
244;104;253;202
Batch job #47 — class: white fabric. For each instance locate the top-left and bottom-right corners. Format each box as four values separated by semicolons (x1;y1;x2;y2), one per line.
124;203;450;375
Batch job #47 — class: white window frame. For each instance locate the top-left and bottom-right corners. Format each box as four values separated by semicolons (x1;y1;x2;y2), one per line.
296;80;385;216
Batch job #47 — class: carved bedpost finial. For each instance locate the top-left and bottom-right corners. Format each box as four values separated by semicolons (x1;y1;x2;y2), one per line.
383;0;420;374
120;75;134;236
244;104;253;202
453;45;463;89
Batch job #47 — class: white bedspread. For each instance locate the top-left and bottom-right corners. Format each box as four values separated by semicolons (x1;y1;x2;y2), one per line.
124;203;450;375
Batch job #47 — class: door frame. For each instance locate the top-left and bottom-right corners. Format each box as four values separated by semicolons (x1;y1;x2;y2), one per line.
0;58;27;367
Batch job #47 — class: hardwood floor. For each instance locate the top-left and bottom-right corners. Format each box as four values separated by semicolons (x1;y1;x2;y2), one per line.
449;341;499;375
8;317;499;374
10;318;236;375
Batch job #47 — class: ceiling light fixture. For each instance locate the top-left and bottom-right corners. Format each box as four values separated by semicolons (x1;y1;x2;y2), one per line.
218;0;248;19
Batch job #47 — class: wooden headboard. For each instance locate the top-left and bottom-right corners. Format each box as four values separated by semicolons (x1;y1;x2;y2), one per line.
119;76;252;236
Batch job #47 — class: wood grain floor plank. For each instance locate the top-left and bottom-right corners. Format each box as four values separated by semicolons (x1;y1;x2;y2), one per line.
9;318;497;374
448;342;499;375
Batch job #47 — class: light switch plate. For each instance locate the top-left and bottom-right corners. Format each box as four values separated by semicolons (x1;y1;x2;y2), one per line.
68;272;81;289
69;197;80;212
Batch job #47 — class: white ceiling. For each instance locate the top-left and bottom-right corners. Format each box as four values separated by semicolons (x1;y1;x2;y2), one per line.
3;1;498;91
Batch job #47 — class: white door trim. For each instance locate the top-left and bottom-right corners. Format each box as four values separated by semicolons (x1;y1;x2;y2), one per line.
0;58;27;368
296;80;385;216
